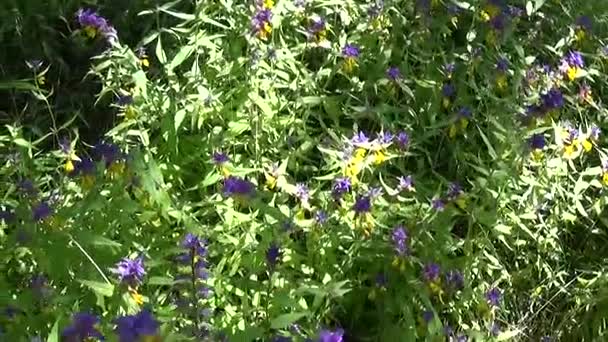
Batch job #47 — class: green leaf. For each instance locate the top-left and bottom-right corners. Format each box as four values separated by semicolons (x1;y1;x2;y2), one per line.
497;329;521;341
13;138;33;148
168;45;195;71
156;37;167;64
174;108;187;131
148;276;175;286
78;279;114;297
47;319;60;342
270;312;308;329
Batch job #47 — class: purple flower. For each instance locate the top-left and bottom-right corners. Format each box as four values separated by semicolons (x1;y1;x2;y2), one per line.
351;131;369;144
31;274;51;298
496;57;509;72
223;176;255;197
423;263;441;282
458;107;472;118
432;198;445;211
377;131;393;144
530;134;545;150
93;141;123;167
446;182;463;200
489;14;507;31
486;287;502;306
59;136;71;154
541;88;564;110
114;256;145;286
181;233;207;257
422;310;434;323
19;179;37;196
273;336;293;342
318;329;344;342
115;309;159;342
295;183;310;202
576;15;592;31
353;195;372;214
266;243;282;268
251;9;272;32
75;8;118;44
32;202;52;222
315;210;328;225
392;225;409;256
395;131;410;148
565;51;584;68
375;273;388;287
445;270;464;290
72;157;96;177
456;334;469;342
386;66;401;80
212;152;229;165
61;312;104;341
342;44;360;58
490;321;500;336
367;1;384;17
507;6;524;17
332;177;351;198
444;63;455;75
397;175;414;192
442;83;455;98
591;124;601;141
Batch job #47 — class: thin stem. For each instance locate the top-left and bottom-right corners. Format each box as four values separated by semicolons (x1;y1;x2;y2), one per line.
70;235;111;285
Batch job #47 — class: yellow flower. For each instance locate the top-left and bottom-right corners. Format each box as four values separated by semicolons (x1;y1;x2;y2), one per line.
84;26;97;39
263;0;274;9
258;22;272;40
343;58;357;73
566;67;577;81
140;57;150;68
108;162;126;178
354;148;366;161
130;290;144;306
563;144;575;158
496;74;507;90
582;139;592;152
372;150;386;165
480;10;491;22
64;159;75;173
484;4;501;18
575;28;586;42
602;173;608;186
532;149;544;161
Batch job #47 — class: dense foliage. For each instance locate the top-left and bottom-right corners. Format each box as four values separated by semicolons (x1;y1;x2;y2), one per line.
2;0;608;341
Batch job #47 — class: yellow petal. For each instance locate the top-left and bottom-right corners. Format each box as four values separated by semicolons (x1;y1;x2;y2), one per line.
582;139;592;152
602;173;608;186
64;160;74;173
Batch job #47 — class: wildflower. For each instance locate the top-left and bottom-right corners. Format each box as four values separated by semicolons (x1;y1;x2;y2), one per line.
115;309;159;342
423;263;441;282
490;321;501;336
579;83;593;104
561;51;584;81
315;210;328;225
75;8;117;44
442;83;456;108
61;312;104;341
496;57;509;72
295;183;310;203
456;334;469;342
341;44;360;72
443;62;455;77
307;16;327;43
601;160;608;186
530;134;545;150
332;177;351;199
395;131;410;149
182;233;207;256
19;179;37;196
251;9;273;40
375;273;388;287
590;124;601;141
26;59;44;71
351;131;369;145
377;131;393;145
450;107;471;138
114;256;146;287
541;88;564;111
266;243;282;268
422;310;434;323
392;225;409;256
372;149;387;165
397;175;414;192
32;202;52;222
223;176;255;197
432;198;445;211
386;66;401;81
212;152;229;165
93;141;123;167
445;270;464;290
353;195;372;214
575;16;592;41
486;287;502;307
318;329;344;342
446;182;463;201
31;274;52;299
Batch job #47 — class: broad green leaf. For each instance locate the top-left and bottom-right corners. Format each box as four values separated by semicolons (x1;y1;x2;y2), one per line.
78;279;114;297
168;45;195;71
270;312;308;329
175;108;187;131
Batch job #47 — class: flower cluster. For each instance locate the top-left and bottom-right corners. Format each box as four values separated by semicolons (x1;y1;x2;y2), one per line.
75;9;118;45
251;1;273;40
